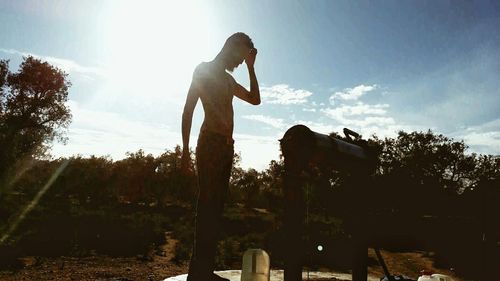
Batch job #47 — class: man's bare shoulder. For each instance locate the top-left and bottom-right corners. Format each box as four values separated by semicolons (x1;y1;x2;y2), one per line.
193;62;211;79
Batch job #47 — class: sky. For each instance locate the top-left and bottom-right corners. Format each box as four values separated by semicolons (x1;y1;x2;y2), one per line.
1;0;499;170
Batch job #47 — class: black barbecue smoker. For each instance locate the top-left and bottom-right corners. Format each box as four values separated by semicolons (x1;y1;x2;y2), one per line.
280;124;379;281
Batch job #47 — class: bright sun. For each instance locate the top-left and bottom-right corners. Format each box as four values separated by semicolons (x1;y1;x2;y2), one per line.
101;1;218;100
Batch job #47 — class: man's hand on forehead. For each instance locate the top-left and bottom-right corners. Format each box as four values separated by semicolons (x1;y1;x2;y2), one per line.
245;48;257;68
248;48;257;56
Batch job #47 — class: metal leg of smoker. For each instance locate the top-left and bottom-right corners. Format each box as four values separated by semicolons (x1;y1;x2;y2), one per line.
283;171;306;281
352;237;368;281
349;175;370;281
281;131;311;281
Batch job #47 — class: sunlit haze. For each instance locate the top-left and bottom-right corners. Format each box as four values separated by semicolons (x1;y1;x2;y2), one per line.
1;0;499;169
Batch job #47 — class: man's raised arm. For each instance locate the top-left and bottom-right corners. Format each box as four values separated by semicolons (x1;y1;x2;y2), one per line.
234;48;260;105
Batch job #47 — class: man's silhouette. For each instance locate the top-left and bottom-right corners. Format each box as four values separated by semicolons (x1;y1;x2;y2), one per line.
181;32;260;281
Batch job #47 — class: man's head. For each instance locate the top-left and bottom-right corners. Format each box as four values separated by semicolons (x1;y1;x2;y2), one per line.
220;32;254;72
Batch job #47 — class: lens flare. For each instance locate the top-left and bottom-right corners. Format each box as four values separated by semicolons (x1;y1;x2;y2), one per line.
0;159;70;245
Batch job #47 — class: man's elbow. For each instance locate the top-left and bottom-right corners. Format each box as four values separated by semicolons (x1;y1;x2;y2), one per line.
248;97;260;105
250;92;261;105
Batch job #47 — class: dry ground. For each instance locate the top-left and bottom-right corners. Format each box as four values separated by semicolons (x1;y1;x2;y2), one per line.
0;234;464;281
0;232;187;281
366;249;463;281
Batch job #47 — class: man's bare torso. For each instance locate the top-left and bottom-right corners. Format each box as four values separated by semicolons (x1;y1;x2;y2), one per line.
194;62;235;138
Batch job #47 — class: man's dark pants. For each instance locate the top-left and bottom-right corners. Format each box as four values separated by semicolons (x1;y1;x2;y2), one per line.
187;131;234;280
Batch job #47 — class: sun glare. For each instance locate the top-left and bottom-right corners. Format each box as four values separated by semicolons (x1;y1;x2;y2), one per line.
101;1;217;101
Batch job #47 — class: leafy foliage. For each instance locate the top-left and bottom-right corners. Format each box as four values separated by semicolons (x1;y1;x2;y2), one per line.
0;57;71;190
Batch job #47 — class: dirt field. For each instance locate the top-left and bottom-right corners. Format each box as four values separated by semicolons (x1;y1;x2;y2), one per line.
0;234;464;281
366;249;463;281
0;232;187;281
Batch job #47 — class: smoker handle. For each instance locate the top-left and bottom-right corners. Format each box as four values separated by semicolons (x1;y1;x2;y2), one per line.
343;128;360;140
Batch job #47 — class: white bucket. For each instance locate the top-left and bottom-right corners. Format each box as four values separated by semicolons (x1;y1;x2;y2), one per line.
241;249;270;281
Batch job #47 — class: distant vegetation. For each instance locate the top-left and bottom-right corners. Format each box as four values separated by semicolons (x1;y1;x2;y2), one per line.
0;57;498;279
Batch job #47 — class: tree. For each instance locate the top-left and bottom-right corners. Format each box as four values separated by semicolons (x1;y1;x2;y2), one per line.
377;130;479;194
112;150;157;204
155;146;197;204
0;56;71;190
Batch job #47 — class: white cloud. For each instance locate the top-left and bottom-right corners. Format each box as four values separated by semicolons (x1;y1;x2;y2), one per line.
329;84;377;105
460;132;500;154
295;120;342;135
354;123;425;139
292;120;422;140
450;118;500;156
321;111;396;128
319;85;419;139
320;102;394;129
260;84;313;105
242;114;287;129
51;100;180;159
233;133;281;170
302;108;317;112
321;102;389;118
0;48;106;76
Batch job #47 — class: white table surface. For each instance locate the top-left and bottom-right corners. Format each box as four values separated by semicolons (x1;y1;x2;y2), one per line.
163;269;380;281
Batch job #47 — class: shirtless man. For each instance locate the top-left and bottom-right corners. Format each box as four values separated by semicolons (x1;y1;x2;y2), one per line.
181;33;260;281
